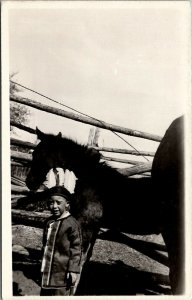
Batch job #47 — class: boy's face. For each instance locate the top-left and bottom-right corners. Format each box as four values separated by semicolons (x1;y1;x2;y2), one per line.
48;195;69;217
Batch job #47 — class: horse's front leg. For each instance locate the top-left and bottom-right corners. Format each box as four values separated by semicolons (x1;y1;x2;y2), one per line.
71;191;103;295
72;225;100;295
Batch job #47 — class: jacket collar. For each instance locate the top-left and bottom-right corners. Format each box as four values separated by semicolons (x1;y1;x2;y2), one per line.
57;211;71;221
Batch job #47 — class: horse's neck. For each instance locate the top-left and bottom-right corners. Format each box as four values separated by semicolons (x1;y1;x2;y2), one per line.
57;144;87;176
57;141;121;183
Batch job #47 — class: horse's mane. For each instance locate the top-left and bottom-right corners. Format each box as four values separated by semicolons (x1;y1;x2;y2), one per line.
40;132;131;187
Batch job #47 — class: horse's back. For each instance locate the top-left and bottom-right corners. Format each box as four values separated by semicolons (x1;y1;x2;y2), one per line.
152;116;184;186
152;116;185;294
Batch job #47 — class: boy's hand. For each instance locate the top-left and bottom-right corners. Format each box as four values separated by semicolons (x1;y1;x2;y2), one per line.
67;272;77;285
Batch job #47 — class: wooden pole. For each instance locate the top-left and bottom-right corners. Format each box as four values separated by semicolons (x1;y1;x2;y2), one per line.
11;150;32;162
101;155;145;165
10;95;162;142
87;127;95;146
11;177;26;187
11;138;36;149
11;140;153;178
12;209;50;228
11;161;29;167
10;120;36;134
11;185;29;193
11;137;155;158
11;148;149;166
115;167;151;177
91;146;155;157
93;127;100;147
117;162;152;177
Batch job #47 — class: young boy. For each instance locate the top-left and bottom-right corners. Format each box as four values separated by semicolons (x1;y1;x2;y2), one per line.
40;186;82;296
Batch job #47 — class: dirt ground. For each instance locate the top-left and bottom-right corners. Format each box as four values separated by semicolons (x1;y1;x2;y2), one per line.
12;224;171;296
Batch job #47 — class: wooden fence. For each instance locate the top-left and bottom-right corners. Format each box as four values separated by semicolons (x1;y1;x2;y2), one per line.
10;94;161;225
11;95;162;142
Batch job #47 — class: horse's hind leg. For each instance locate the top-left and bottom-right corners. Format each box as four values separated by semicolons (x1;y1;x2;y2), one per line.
162;218;185;294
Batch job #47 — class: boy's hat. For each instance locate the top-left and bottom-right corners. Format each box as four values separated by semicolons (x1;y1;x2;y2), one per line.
48;186;71;201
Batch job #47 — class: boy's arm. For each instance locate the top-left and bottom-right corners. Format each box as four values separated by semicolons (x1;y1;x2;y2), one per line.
68;221;82;274
42;219;50;247
41;218;52;252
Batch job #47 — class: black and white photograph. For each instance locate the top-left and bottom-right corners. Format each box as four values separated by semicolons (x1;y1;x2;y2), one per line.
1;1;192;298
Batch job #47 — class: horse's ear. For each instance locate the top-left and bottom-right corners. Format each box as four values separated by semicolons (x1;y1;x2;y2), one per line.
36;127;45;140
57;132;62;138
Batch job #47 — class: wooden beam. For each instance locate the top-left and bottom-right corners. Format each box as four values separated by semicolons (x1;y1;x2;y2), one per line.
10;121;36;134
11;184;50;194
117;162;152;177
11;177;26;187
11;150;32;162
10;95;162;142
90;146;155;157
11;148;152;167
12;209;50;228
11;138;156;159
11;161;29;167
101;155;145;165
11;185;29;193
87;127;95;146
11;138;36;149
93;127;100;146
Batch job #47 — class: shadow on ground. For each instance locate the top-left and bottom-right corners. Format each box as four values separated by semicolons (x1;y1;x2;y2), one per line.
13;258;171;296
12;229;171;295
76;260;171;295
99;230;169;267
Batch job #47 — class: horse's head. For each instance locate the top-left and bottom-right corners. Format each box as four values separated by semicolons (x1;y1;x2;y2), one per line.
26;127;101;191
26;128;64;191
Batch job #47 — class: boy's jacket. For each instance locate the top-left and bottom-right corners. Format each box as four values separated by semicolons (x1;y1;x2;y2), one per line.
41;214;82;288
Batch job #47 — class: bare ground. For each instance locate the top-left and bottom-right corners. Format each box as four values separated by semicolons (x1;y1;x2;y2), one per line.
12;224;171;296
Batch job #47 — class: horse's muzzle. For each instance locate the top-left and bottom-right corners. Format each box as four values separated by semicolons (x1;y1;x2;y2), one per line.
26;174;41;191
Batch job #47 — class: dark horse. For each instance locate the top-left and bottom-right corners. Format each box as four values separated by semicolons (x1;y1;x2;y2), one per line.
26;116;184;294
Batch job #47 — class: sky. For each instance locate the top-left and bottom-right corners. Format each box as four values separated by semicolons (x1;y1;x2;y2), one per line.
5;1;191;167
